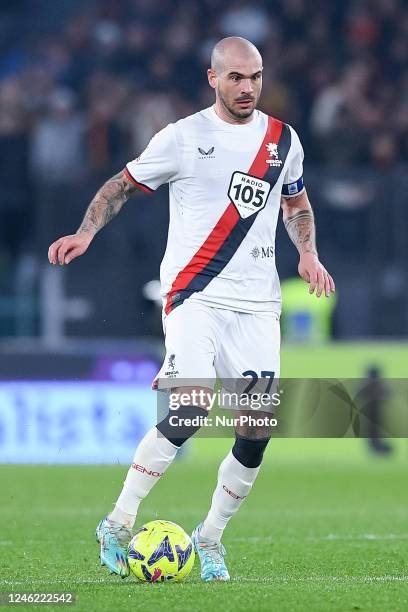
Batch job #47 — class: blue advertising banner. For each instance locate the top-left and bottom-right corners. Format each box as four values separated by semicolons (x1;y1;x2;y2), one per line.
0;382;157;463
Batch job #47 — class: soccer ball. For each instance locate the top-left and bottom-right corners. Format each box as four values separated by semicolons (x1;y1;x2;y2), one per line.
128;520;195;582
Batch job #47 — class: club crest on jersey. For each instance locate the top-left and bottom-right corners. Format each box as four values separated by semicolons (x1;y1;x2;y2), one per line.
198;146;215;159
164;353;179;377
266;142;282;167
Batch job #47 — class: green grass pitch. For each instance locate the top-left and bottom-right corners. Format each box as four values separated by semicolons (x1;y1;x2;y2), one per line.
1;438;407;611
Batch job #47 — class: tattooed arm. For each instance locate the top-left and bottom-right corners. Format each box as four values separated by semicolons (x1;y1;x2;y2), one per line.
282;192;317;256
76;171;138;237
48;170;139;265
281;190;335;297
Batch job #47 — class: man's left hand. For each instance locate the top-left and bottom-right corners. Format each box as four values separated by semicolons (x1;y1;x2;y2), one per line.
298;252;336;297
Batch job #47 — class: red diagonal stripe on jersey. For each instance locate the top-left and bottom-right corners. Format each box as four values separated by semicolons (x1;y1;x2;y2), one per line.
165;116;283;315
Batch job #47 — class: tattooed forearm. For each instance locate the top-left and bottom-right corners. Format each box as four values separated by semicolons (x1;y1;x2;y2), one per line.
284;210;317;255
77;171;138;236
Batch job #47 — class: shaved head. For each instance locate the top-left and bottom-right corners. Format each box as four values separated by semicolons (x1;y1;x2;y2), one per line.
208;37;263;123
211;37;262;74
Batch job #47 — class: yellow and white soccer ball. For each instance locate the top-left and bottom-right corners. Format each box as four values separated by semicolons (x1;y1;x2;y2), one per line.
128;520;195;583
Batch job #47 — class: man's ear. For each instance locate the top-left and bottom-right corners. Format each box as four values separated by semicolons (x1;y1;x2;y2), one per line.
207;68;217;89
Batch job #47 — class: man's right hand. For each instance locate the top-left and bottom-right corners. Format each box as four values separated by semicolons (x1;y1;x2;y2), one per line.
48;231;93;265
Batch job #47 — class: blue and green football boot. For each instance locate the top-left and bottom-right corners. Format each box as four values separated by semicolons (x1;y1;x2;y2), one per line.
96;516;132;578
191;523;230;582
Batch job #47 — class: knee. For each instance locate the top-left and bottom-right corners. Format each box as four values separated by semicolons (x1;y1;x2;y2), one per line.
232;434;271;468
156;405;208;447
156;386;213;447
234;409;274;440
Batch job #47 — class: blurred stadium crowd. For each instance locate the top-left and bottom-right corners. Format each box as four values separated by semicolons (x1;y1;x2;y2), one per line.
1;0;408;339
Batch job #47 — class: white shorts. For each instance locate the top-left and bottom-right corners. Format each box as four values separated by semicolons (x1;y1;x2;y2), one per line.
154;301;280;393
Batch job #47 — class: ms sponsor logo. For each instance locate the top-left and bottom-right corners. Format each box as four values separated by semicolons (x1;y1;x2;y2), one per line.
250;245;275;260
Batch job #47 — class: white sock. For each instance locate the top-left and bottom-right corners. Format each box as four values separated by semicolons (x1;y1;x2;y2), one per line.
109;427;178;528
200;450;261;542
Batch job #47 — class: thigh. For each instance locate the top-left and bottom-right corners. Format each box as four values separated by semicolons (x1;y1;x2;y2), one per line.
216;311;281;383
153;301;219;391
216;311;280;434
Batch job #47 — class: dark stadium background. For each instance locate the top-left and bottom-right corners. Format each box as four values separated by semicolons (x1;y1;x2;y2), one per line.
0;2;407;610
1;0;408;340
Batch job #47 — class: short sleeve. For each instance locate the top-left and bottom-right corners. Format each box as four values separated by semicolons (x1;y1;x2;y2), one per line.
282;126;305;198
125;124;179;193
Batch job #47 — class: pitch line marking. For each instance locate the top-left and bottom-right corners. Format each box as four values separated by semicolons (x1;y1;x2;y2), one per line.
231;534;408;543
2;576;408;587
310;533;408;541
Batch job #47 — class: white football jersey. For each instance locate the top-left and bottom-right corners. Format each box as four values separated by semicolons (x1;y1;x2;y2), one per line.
125;106;305;315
